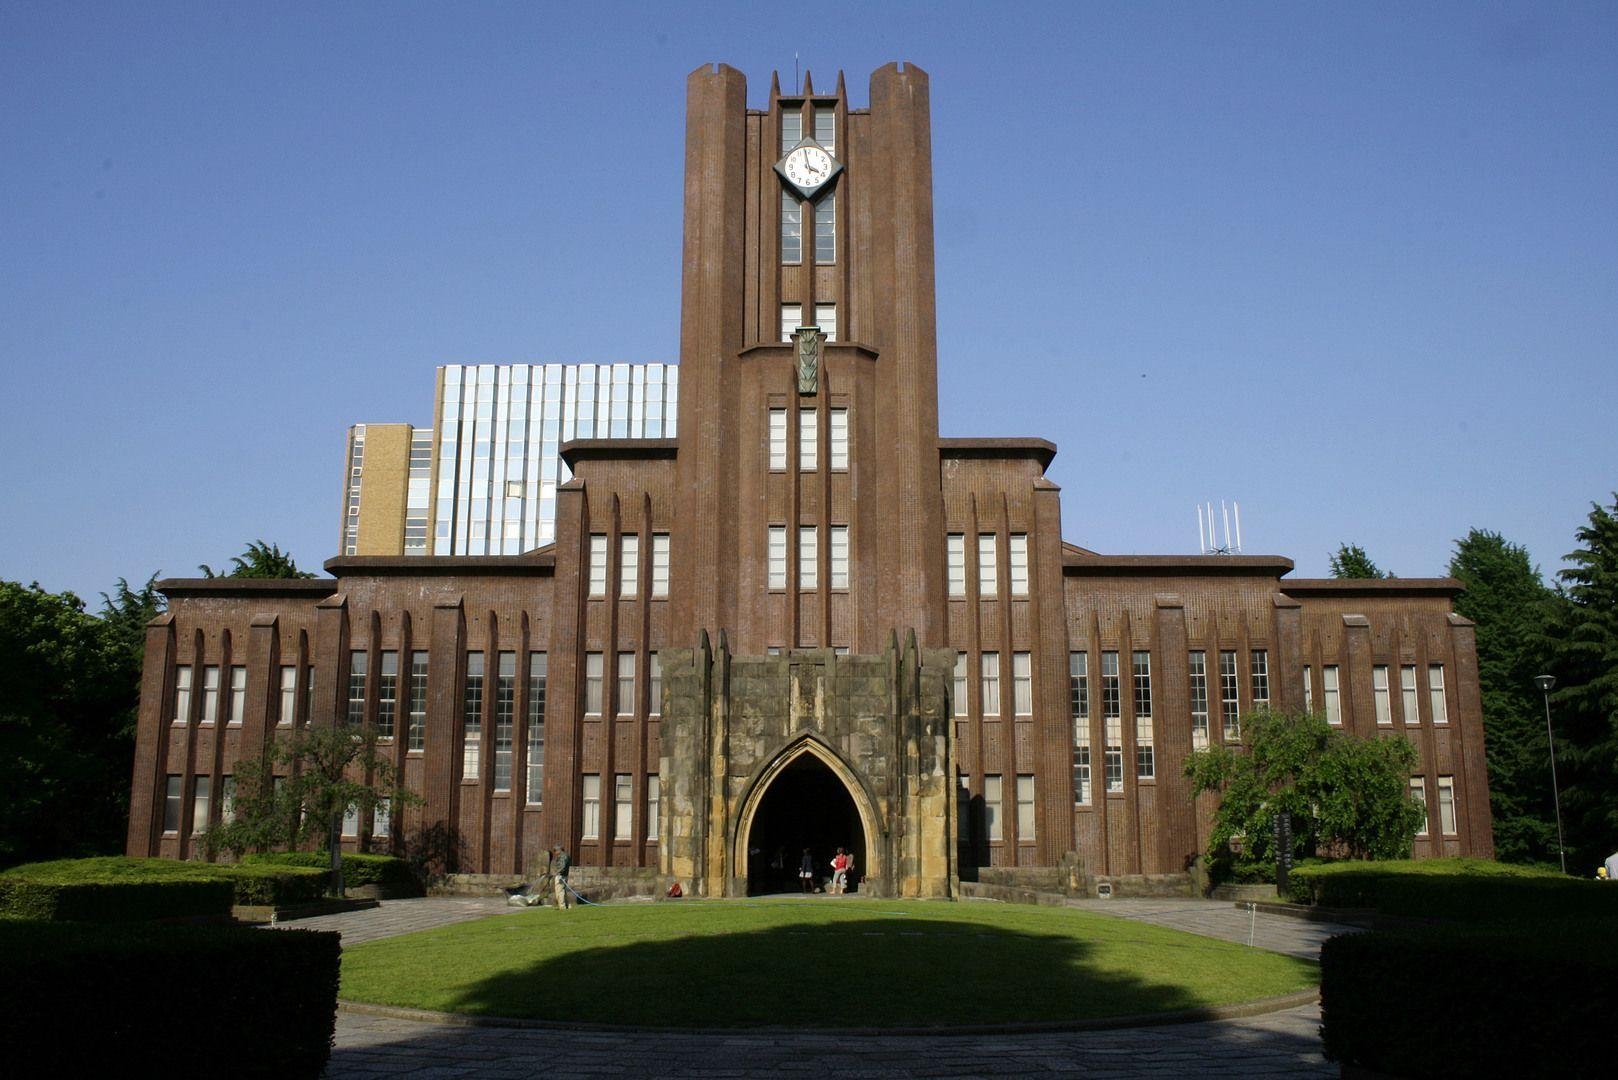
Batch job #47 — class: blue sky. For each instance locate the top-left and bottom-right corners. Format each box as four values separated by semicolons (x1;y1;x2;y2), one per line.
3;2;1614;601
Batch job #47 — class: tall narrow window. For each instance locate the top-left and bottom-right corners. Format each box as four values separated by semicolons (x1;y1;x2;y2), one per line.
1437;776;1457;835
1072;720;1092;806
221;777;236;824
980;652;1001;716
582;775;601;839
493;652;516;792
173;665;193;724
191;776;211;835
1016;775;1035;840
799;408;817;470
1132;651;1152;719
646;775;660;840
1410;777;1429;836
618;534;640;597
374;796;390;839
408;651;428;750
614;774;633;840
277;665;295;727
526;653;547;803
1323;665;1342;726
585;653;604;715
651;534;670;597
829;407;849;469
799;526;818;589
201;666;220;725
1250;650;1270;708
1429;665;1448;725
1189;651;1210;749
588;534;608;596
377;652;398;739
1373;665;1392;726
813;104;834;152
163;776;183;832
1219;651;1240;740
1068;652;1089;722
648;652;662;715
829;525;850;589
341;802;360;837
1102;652;1123;792
462;652;484;778
768;409;788;470
304;664;314;723
347;652;368;726
780;303;802;342
814;191;835;264
616;653;636;716
227;666;246;726
946;534;966;597
814;302;837;342
780;190;802;264
1134;651;1154;779
1012;652;1033;715
953;652;968;716
768;526;787;589
1303;664;1314;711
978;534;997;597
1008;534;1029;596
984;775;1003;841
1401;665;1419;724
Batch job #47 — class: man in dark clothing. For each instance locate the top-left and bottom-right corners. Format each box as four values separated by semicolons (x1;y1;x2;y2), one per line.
551;845;572;909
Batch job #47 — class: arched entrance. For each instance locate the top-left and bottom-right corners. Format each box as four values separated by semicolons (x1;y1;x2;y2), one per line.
743;753;867;895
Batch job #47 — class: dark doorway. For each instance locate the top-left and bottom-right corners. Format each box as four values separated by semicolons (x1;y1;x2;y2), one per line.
745;754;866;896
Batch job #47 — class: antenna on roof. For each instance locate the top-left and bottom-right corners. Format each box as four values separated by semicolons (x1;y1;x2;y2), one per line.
1198;500;1244;555
795;52;800;95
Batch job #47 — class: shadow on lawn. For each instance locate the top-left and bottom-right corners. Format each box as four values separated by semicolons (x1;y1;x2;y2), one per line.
441;914;1260;1029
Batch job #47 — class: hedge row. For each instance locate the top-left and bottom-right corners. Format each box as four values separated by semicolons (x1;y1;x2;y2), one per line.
243;850;421;891
0;920;339;1078
0;857;328;921
1288;858;1616;920
1321;925;1615;1076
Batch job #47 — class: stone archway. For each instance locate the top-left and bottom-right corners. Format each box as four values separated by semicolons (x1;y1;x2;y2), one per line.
733;739;879;896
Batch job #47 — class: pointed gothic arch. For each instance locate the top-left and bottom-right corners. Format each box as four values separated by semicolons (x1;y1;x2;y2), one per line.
732;735;882;894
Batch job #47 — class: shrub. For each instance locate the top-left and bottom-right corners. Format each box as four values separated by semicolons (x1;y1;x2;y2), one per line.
1289;858;1615;920
218;864;328;906
242;851;421;892
1321;925;1614;1076
0;921;339;1078
0;857;236;922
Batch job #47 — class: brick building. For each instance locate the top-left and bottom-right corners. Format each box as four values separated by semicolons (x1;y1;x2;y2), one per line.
126;63;1494;897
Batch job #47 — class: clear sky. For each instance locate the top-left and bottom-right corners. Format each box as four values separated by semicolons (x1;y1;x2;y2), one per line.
3;2;1614;602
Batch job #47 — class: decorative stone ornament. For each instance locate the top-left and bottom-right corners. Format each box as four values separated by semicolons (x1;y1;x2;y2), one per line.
774;138;842;199
795;325;821;394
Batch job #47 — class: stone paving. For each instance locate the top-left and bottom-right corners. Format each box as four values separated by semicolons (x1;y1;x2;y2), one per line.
290;895;1357;1078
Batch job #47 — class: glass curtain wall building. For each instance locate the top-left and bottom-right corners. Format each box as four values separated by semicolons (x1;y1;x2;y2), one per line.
341;363;678;557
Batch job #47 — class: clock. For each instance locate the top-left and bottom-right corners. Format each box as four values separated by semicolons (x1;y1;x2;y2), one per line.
774;139;842;199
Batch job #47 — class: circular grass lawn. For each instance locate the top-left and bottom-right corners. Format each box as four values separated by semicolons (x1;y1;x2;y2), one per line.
339;897;1317;1029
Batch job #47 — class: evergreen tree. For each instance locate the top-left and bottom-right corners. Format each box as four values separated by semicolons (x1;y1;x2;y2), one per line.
1547;495;1618;870
1329;543;1392;579
200;540;315;580
1448;530;1559;864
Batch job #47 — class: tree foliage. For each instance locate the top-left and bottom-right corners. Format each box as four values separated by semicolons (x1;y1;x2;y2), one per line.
1447;530;1560;864
199;540;315;580
1329;543;1392;579
1186;708;1424;882
1545;495;1618;870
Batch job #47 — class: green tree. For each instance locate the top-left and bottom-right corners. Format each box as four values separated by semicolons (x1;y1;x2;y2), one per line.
1546;495;1618;870
200;540;315;580
0;582;140;867
1447;529;1560;864
1185;708;1423;882
206;724;418;893
1329;543;1392;579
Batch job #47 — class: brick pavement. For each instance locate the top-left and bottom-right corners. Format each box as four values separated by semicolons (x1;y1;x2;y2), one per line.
291;896;1354;1078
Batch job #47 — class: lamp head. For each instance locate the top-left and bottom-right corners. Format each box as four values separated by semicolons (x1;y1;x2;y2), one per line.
1535;674;1556;693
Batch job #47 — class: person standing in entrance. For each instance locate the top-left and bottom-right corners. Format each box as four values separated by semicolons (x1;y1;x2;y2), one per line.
551;845;572;909
800;847;814;893
831;847;849;894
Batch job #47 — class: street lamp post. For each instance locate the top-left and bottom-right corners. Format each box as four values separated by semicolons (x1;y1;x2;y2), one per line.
1535;674;1567;875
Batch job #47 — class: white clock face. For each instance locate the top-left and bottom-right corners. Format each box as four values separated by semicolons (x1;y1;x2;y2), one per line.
783;145;835;190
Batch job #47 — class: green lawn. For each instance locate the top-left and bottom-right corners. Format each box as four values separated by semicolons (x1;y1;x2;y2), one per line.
340;897;1317;1028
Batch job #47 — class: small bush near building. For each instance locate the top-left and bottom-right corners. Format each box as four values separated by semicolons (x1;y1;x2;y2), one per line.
1287;857;1616;920
1321;924;1614;1077
0;856;329;920
0;920;339;1078
243;850;421;892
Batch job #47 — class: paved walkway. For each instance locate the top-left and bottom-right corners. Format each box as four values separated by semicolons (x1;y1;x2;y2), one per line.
291;896;1357;1078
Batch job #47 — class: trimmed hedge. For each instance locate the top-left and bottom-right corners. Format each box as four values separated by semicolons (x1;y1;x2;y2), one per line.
1321;925;1615;1076
243;850;421;892
0;856;328;920
1287;858;1616;920
0;920;339;1078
